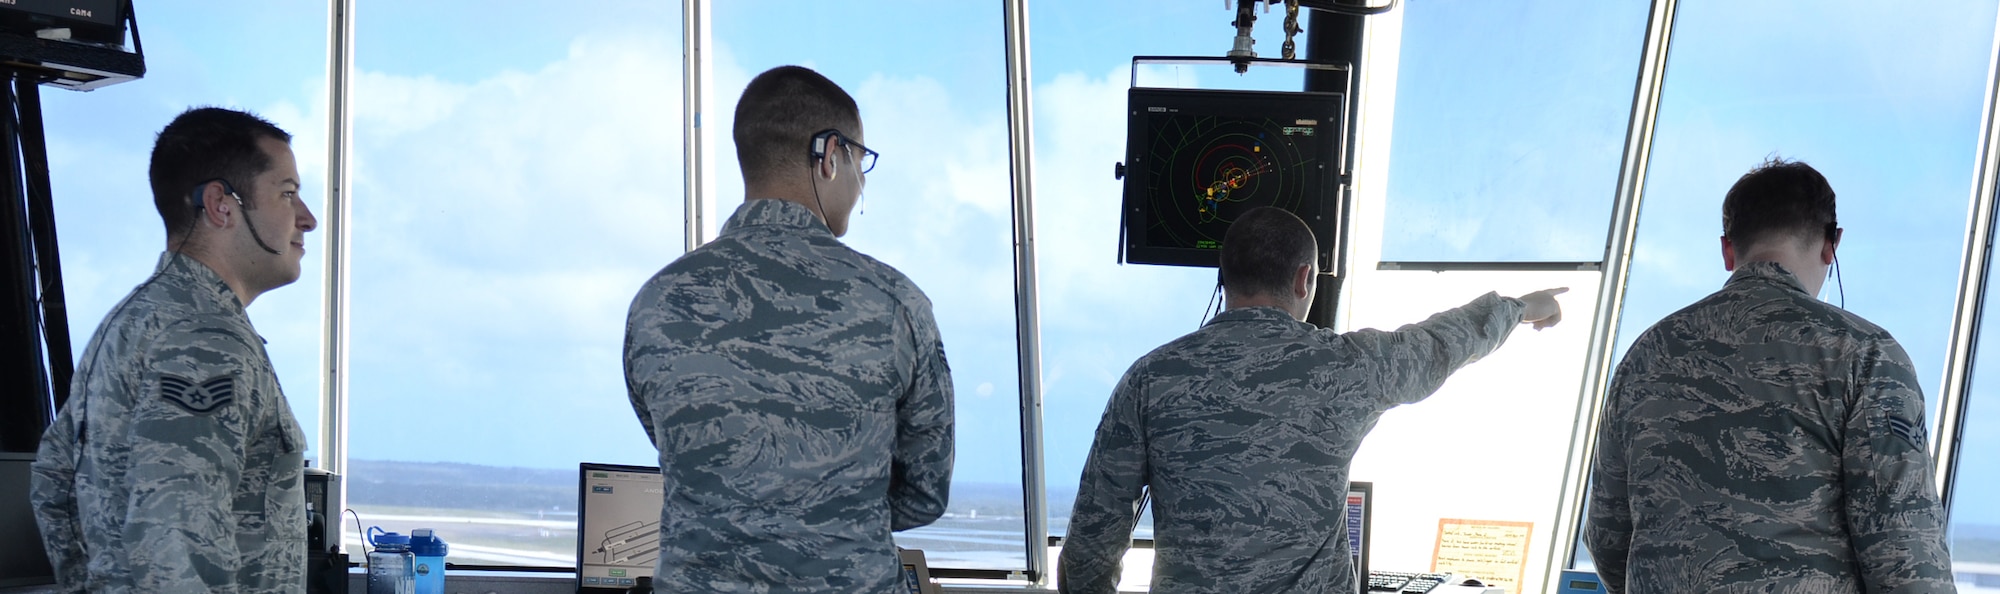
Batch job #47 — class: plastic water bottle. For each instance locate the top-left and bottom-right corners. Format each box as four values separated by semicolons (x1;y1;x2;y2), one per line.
366;527;415;594
408;528;448;594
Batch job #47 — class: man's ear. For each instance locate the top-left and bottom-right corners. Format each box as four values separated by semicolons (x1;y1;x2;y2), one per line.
200;181;234;230
1293;264;1313;302
817;151;838;182
1822;228;1841;265
1720;236;1737;271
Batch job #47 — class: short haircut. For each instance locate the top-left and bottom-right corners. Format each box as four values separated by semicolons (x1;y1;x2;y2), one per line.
1722;157;1837;255
148;107;293;237
1220;207;1318;299
732;65;860;186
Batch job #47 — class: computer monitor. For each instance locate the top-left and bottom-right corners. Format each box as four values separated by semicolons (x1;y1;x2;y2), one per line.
1119;86;1346;268
1347;481;1372;594
576;463;664;591
1;452;54;587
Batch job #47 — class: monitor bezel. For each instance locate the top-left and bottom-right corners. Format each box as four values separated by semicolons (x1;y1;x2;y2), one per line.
576;462;663;593
1120;86;1347;269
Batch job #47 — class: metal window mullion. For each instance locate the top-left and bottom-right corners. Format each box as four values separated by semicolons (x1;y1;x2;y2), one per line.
318;0;354;480
1002;0;1049;584
683;0;708;251
1541;0;1677;591
1931;3;2000;514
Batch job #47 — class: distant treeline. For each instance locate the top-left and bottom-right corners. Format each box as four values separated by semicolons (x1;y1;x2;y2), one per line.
348;459;575;513
347;458;1044;519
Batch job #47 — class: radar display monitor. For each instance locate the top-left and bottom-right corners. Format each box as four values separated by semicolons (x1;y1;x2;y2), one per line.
1120;87;1346;268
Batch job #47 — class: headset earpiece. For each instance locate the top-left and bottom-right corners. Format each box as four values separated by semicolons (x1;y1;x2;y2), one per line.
192;178;245;211
809;129;839;162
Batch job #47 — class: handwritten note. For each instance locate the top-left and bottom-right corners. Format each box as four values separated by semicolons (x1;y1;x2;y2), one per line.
1432;518;1533;593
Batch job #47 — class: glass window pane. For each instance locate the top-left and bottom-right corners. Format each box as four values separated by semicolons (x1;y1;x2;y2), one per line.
1955;319;2000;585
1614;0;1994;447
1598;0;1998;582
44;2;329;459
346;1;680;566
710;0;1024;571
1032;1;1316;546
1381;1;1647;262
1344;270;1600;590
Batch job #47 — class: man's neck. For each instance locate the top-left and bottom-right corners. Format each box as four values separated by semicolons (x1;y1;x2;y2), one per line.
1225;292;1301;319
172;244;257;307
1737;250;1825;297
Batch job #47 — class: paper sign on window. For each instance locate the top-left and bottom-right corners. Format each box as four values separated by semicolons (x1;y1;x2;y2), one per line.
1432;518;1533;593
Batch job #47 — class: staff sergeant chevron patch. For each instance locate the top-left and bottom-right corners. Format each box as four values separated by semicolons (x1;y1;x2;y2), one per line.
159;373;236;414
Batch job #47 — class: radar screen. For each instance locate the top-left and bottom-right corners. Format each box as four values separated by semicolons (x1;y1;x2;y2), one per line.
1119;87;1345;268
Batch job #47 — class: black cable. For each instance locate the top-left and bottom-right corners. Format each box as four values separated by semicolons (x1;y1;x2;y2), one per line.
202;178;282;255
1826;222;1844;308
236;200;283;255
1201;281;1223;328
347;508;369;556
1832;253;1845;309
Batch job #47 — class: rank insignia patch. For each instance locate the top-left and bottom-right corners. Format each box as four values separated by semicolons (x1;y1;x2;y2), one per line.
1888;415;1929;451
159;373;236;414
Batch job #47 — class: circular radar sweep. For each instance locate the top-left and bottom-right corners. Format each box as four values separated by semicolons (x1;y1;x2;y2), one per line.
1142;114;1318;250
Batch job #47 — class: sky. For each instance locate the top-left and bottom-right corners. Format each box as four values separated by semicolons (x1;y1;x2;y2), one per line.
31;0;2000;574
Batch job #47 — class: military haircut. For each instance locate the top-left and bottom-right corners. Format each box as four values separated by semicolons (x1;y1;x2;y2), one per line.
1722;157;1837;256
1220;206;1317;299
733;65;860;187
149;107;293;238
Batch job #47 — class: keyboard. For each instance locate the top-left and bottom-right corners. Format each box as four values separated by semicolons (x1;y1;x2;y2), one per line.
1368;570;1453;593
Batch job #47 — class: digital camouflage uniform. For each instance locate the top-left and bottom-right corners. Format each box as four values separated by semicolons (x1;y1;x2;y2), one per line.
1585;261;1954;594
1060;293;1526;594
31;251;307;594
624;198;954;593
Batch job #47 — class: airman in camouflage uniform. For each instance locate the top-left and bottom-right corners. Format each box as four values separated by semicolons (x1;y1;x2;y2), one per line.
1060;207;1565;594
624;65;953;593
32;107;317;593
1585;159;1953;594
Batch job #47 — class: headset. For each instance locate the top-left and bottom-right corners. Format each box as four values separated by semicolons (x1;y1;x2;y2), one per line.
196;177;283;255
809;129;841;162
805;129;848;232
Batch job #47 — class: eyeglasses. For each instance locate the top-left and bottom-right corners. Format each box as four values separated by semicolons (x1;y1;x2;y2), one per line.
836;134;879;174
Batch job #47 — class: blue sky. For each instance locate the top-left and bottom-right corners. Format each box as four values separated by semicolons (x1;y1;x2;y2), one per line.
34;0;2000;568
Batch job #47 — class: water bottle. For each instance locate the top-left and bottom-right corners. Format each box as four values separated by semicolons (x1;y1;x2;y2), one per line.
366;527;415;594
408;528;448;594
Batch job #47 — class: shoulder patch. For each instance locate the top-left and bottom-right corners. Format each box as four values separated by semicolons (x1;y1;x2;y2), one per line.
1887;415;1928;451
159;373;237;414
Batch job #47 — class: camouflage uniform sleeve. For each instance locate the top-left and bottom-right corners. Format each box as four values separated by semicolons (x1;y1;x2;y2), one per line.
1584;353;1641;594
1843;338;1954;593
1343;292;1524;407
123;319;262;592
30;405;89;593
623;304;659;446
890;300;954;531
1056;369;1147;594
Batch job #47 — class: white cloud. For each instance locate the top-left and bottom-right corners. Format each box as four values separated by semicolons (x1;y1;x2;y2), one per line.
347;31;685;349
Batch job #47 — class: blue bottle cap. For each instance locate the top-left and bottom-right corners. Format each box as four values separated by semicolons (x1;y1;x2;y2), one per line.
408;528;449;557
367;526;410;549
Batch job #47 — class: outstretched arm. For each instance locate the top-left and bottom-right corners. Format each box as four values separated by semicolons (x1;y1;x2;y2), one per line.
1343;288;1562;407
